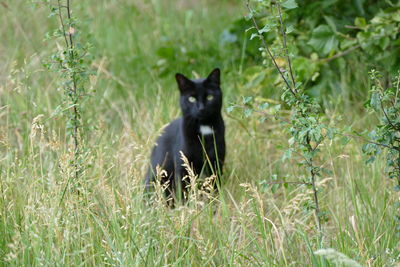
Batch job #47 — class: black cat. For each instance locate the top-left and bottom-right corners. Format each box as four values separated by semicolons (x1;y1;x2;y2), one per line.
145;68;225;202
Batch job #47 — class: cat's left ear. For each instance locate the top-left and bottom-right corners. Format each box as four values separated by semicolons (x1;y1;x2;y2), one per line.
206;68;220;86
175;73;194;93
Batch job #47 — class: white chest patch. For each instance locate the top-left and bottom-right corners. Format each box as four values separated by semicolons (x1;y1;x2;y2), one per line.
200;125;214;135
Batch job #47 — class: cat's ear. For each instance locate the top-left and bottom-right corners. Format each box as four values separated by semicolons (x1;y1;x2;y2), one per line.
206;68;220;86
175;73;194;93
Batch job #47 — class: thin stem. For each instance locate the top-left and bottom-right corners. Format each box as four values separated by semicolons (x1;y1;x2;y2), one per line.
66;0;80;182
276;3;296;91
66;0;74;49
57;0;80;183
57;0;69;48
306;134;322;235
310;165;322;234
245;0;296;97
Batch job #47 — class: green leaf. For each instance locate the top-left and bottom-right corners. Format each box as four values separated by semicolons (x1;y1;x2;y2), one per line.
226;106;235;113
323;15;337;32
259;102;269;110
244;108;253;117
259;116;267;123
243;96;253;104
308;25;339;55
250;33;260;40
354;17;367;28
365;156;376;164
245;11;254;21
271;184;280;193
340;38;358;50
341;136;350;145
281;0;298;9
286;25;294;34
259;24;273;34
379;36;390;50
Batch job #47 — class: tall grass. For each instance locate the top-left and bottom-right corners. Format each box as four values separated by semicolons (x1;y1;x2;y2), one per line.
0;0;398;266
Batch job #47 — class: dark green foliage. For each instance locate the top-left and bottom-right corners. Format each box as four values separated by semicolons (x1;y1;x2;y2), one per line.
225;0;400;101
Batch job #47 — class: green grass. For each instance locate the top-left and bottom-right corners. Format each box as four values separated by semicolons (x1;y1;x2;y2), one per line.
0;0;398;266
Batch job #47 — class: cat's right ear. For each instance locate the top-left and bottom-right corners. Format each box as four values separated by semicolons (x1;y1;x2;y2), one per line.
175;73;193;93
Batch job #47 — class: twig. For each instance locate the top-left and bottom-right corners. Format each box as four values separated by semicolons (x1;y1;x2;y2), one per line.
344;25;361;30
318;45;361;63
342;133;400;151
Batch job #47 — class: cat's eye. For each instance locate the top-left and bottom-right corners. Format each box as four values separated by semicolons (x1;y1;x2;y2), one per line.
207;95;214;101
188;96;196;103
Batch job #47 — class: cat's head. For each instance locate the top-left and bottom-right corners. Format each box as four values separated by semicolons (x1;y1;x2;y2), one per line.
175;68;222;122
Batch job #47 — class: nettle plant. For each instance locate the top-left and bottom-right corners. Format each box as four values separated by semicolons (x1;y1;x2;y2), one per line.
363;70;400;234
235;0;337;234
43;0;93;198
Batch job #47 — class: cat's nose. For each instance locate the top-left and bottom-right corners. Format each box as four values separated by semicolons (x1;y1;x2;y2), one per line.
198;103;205;111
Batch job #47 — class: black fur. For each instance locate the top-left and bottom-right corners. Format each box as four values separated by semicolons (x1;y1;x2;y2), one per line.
145;68;225;202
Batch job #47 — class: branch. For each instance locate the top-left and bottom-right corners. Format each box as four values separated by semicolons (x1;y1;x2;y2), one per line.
245;0;297;97
343;133;400;151
276;3;296;91
318;45;361;63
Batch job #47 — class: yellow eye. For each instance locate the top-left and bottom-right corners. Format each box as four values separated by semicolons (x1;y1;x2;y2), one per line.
207;95;214;101
188;96;196;103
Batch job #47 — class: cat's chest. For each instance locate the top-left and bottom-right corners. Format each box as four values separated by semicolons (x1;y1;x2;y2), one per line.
199;125;214;136
181;122;223;166
184;124;218;148
196;125;219;153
